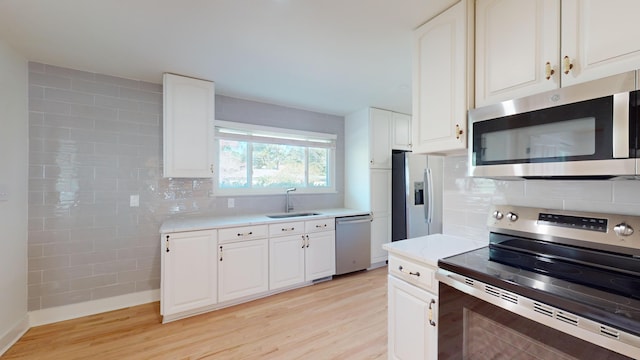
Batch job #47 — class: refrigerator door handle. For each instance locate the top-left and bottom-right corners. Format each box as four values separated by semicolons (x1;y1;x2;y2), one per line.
424;168;433;224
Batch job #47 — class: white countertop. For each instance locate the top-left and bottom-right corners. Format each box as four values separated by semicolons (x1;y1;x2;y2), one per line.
383;234;486;268
160;208;370;233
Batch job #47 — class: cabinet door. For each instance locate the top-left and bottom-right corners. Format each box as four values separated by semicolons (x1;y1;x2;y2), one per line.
269;234;306;290
369;108;392;169
163;73;215;178
388;276;438;360
370;169;391;216
218;238;269;302
305;230;336;281
370;169;391;264
370;214;390;264
561;0;640;87
161;230;217;316
412;1;470;155
392;112;412;151
475;0;559;106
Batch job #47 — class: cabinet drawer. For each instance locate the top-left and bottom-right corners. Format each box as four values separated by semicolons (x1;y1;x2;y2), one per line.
269;221;305;237
305;218;335;233
218;224;268;244
388;255;436;293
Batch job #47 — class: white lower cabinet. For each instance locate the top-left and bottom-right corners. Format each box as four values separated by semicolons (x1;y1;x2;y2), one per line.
270;234;306;290
305;230;336;280
218;238;269;303
270;219;336;290
388;276;438;360
161;216;338;322
388;253;438;360
161;230;217;318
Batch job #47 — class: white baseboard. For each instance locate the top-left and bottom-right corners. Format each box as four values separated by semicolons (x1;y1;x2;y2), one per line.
29;289;160;327
0;315;29;356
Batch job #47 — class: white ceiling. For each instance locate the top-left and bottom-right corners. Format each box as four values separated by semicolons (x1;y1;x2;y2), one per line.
0;0;456;116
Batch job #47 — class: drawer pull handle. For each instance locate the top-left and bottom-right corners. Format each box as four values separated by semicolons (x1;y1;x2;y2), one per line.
428;299;436;326
315;224;327;228
237;231;253;237
398;265;420;277
282;227;295;232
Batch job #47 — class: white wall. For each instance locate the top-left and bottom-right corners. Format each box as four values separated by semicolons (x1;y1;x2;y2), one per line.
0;40;29;353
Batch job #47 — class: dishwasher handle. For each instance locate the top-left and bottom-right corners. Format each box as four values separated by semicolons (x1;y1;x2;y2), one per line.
335;215;372;225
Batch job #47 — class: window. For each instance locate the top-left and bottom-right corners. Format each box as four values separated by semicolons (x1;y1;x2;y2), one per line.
214;121;336;195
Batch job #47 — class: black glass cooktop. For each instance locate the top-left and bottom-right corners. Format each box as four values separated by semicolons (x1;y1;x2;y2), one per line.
438;235;640;338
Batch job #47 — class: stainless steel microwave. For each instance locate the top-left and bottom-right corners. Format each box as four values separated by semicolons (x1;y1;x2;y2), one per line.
469;71;639;179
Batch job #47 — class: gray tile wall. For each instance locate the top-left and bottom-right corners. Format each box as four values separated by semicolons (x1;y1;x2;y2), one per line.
442;155;640;242
27;63;344;311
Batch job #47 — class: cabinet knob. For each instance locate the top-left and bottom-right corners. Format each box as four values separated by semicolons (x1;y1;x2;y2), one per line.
455;124;464;140
563;55;574;75
545;61;555;80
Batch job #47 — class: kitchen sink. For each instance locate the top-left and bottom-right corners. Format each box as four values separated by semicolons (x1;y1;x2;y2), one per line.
266;212;320;219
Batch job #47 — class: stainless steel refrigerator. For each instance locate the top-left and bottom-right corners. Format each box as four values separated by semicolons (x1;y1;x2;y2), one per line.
391;150;443;241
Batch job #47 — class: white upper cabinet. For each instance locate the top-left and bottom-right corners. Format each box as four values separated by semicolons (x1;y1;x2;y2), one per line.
412;0;473;155
163;73;215;178
561;0;640;87
476;0;640;106
391;112;412;151
475;0;559;107
369;108;393;169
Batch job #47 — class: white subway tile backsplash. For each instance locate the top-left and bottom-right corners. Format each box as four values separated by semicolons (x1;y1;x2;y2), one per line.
30;72;72;89
117;109;159;124
525;180;613;202
71;79;118;97
91;282;136;299
44;64;95;80
94;94;140;110
94;73;141;89
44;88;95;105
118;87;162;104
30;98;71;114
29;85;44;99
68;103;117;120
29;255;71;271
442;154;640;239
612;181;640;204
41;290;91;309
69;274;117;291
42;265;93;283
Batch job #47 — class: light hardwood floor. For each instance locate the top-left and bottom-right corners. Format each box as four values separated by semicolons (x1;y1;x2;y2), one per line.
3;267;388;360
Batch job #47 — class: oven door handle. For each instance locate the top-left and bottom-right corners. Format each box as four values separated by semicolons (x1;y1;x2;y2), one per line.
428;298;436;327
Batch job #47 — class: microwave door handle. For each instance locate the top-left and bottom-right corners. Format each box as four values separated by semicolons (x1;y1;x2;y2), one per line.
612;92;630;158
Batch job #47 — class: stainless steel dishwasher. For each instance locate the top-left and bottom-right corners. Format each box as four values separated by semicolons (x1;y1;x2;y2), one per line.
335;214;372;275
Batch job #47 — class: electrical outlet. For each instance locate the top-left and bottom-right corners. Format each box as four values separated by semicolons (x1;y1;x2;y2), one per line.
228;198;235;208
130;194;139;207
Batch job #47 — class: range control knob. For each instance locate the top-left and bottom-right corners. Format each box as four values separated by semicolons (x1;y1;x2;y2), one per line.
506;212;518;222
492;210;504;220
614;223;634;237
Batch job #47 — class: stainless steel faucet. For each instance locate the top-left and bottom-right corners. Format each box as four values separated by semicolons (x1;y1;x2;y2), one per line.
285;187;296;213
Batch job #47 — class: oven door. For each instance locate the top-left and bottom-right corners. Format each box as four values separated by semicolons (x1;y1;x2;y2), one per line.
437;281;635;359
468;71;638;179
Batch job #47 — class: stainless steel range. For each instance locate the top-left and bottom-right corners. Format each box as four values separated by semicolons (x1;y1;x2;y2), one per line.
437;205;640;359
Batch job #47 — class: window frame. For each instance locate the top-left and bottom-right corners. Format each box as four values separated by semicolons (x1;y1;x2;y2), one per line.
213;120;337;196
